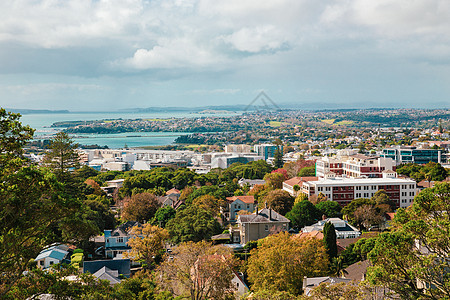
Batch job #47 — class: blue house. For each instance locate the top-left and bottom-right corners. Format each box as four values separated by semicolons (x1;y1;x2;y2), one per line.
104;221;141;259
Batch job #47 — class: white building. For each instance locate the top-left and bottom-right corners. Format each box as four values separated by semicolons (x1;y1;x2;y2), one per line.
302;218;361;239
302;174;417;208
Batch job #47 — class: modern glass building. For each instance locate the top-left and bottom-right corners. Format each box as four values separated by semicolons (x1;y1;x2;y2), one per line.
381;146;445;165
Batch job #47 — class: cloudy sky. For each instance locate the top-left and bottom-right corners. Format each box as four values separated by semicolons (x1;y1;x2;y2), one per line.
1;0;450;111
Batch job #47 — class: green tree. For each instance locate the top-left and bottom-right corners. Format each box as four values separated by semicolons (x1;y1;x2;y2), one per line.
0;109;83;296
273;146;284;169
315;201;342;218
286;200;321;230
42;131;80;181
152;206;176;228
166;206;222;243
323;222;337;259
366;182;450;299
247;232;328;296
297;166;315;177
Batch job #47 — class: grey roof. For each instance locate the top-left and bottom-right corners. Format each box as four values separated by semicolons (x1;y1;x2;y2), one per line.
305;276;351;288
238;208;289;224
344;260;370;281
211;233;231;240
83;259;131;278
111;221;141;237
92;266;121;285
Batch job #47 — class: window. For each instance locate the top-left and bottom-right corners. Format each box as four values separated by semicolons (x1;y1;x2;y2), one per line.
50;261;54;265
40;261;44;266
117;237;124;243
265;225;269;231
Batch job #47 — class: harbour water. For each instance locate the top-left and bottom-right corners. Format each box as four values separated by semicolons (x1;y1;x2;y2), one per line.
19;111;239;148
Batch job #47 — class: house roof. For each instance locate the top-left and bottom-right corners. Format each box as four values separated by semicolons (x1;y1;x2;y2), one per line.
211;233;231;240
238;208;289;224
226;196;255;204
344;260;369;281
304;276;351;288
83;259;131;278
295;230;324;240
284;176;319;187
111;221;141;236
92;267;121;285
35;248;68;261
166;188;180;195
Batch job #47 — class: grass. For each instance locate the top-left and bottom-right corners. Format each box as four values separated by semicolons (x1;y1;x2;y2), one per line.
321;119;335;124
144;118;171;122
269;121;283;127
335;120;355;125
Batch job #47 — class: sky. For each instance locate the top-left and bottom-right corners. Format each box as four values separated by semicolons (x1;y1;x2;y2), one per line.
1;0;450;111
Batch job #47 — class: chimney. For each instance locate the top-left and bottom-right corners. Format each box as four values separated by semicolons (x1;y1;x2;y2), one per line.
255;204;258;215
269;208;272;220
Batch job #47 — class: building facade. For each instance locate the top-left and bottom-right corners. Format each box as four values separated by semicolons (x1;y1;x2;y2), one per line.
381;146;445;165
302;175;416;208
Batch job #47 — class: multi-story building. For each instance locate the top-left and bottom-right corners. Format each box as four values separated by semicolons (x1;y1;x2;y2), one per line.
381;146;445;165
224;144;253;153
316;154;395;179
301;172;416;208
342;155;395;178
253;144;281;160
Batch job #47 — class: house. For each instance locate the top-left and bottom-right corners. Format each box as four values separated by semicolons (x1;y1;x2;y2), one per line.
283;176;318;197
104;221;141;258
83;259;131;284
35;244;71;269
233;208;290;244
303;277;352;296
302;218;361;239
223;196;256;222
158;191;184;210
238;178;265;188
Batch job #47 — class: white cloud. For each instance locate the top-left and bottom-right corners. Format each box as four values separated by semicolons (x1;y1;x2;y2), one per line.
223;26;289;53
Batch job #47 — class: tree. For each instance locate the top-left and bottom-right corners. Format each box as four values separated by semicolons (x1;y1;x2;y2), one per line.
294;193;308;204
286;200;321;230
341;198;373;225
247;232;328;296
298;166;315;177
315;201;342;218
371;189;394;212
262;189;294;215
166;206;222;243
283;159;315;178
264;172;285;190
273;146;284;169
0;109;83;297
366;182;450;299
152;206;176;228
121;192;160;223
248;184;269;201
124;224;169;268
42;131;80;181
323;222;337;259
158;241;238;300
354;205;384;231
192;194;225;216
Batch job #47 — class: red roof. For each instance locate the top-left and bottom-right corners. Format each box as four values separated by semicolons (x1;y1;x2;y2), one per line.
284;176;319;187
226;196;255;204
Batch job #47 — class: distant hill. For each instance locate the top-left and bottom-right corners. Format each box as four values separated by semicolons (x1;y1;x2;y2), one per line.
6;108;70;114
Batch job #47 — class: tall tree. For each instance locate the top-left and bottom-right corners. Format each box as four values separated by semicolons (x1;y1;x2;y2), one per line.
43;131;80;181
323;222;338;259
273;146;284;169
0;110;82;297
